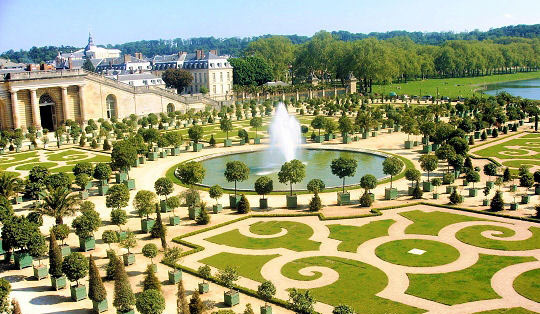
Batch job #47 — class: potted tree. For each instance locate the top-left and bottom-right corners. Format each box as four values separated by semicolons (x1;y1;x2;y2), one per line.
338;115;353;144
89;255;108;313
432;178;442;199
51;224;71;257
75;173;91;200
71;208;101;251
257;280;276;314
278;159;306;209
224;161;249;209
419;153;438;192
155;177;174;213
534;170;540;195
2;216;40;269
520;169;534;204
102;230;119;251
181;189;201;220
483;163;498;189
166;196;181;226
220;117;233;147
331;157;357;205
218;266;240;307
188;125;204;152
106;184;130;220
142;243;159;273
310;115;326;143
209;185;224;213
198;265;211;293
135;289;165;314
163;247;183;284
133;190;157;233
250;117;263;144
324;118;337;141
62;252;89;301
48;232;67;290
111;208;128;240
176;161;206;216
254;176;273;210
383;157;404;200
466;170;480;197
483;186;491;206
93;163;112;196
120;231;137;266
113;255;136;314
111;140;138;189
165;131;183;155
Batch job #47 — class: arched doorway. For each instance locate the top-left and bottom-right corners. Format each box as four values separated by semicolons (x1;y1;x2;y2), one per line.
166;103;175;113
39;94;56;131
106;95;117;119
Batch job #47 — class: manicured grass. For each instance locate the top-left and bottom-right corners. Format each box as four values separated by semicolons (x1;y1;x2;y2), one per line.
199;252;279;283
455;225;540;251
47;149;89;161
15;162;58;170
475;136;540;160
406;254;535;305
327;220;394;252
49;165;74;173
0;151;38;163
502;159;540;168
375;239;460;267
371;71;540;98
399;210;485;236
205;221;320;252
513;268;540;303
281;256;424;313
66;154;110;164
0;158;39;170
475;308;539;314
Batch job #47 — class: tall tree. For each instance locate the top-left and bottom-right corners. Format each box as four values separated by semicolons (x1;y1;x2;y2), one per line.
162;69;194;94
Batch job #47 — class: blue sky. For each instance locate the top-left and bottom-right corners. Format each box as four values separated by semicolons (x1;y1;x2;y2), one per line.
0;0;539;52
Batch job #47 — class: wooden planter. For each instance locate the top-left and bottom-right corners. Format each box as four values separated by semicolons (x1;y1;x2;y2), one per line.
123;253;136;266
188;207;201;220
198;282;209;293
212;204;223;213
79;237;95;252
168;269;182;284
51;276;67;290
33;264;48;280
422;181;433;192
14;251;33;269
169;216;180;226
224;139;233;147
259;198;268;209
141;219;156;233
70;284;87;301
286;195;297;209
92;299;108;313
385;188;398;200
337;192;351;205
224;290;240;307
229;195;241;209
160;200;171;213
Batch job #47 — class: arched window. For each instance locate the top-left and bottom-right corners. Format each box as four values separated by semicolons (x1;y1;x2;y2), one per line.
106;94;117;119
39;94;54;105
166;103;175;113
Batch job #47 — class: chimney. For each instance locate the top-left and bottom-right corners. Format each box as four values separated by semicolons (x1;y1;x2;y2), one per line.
196;50;203;60
123;54;131;63
68;57;73;69
134;52;142;60
210;49;217;56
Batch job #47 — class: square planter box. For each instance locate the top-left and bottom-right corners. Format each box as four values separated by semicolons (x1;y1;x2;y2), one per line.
70;284;87;302
0;239;4;255
422;181;433;192
168;269;182;284
33;265;48;280
189;207;201;220
259;198;268;209
422;137;428;144
286;195;298;209
446;186;455;194
371;131;377;137
229;195;242;209
385;188;398;200
139;156;146;164
115;172;128;183
413;141;419;146
224;290;240;307
433;193;440;199
362;132;369;139
153;147;159;152
521;195;530;204
404;140;413;149
469;189;478;197
160;151;168;158
11;195;22;204
51;276;67;290
169;215;180;226
388;129;393;134
98;184;109;196
324;133;334;141
193;143;203;152
92;299;108;313
486;181;494;189
254;137;261;144
147;152;158;161
510;185;517;192
342;136;352;144
123;253;136;266
224;139;233;147
510;203;518;210
239;139;246;145
79;237;95;252
171;147;181;155
198;282;209;294
14;251;33;269
132;158;139;167
261;305;273;314
124;179;135;190
61;244;71;257
314;135;325;143
141;219;156;233
160;200;171;213
463;180;469;187
483;199;490;206
394;125;401;132
150;263;157;273
116;231;127;241
422;144;432;153
487;129;492;135
79;190;89;200
535;185;540;195
212;204;223;213
337;192;351;205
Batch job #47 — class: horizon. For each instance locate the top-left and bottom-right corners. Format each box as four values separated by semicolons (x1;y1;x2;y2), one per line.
1;0;540;52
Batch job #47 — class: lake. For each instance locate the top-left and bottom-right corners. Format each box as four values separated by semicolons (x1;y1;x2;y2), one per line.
483;78;540;100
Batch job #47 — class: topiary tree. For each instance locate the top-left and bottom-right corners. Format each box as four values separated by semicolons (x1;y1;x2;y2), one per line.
250;117;263;139
62;252;89;286
309;193;322;211
188;291;205;314
111;140;137;174
136;289;165;314
307;179;325;195
419;153;438;180
220;117;233;141
113;256;136;313
483;163;498;182
142;243;159;266
106;184;130;210
133;190;157;220
382;157;404;189
105;250;118;281
254;177;273;200
71;208;101;240
405;169;421;189
48;232;63;279
209;184;224;206
177;279;189;314
188;125;204;144
257;280;276;307
73;162;94;177
449;189;463;205
167;195;181;217
154;177;174;201
0;279;10;314
466;170;481;189
93;163;112;184
75;174;91;191
151;205;167;249
142;264;161;292
237;194;250;214
176;161;206;187
120;231;137;255
102;230;119;250
360;174;377;194
51;224;70;246
490;191;505;211
217;266;239;291
311;115;326;136
331;157;358;193
278;159;306;196
289;288;315;314
198;265;212;283
196;209;211;225
28;232;47;266
224;161;250;197
110;208;128;232
88;255;107;304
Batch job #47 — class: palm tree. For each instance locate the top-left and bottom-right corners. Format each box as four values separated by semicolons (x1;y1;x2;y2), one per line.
0;173;23;200
35;186;81;224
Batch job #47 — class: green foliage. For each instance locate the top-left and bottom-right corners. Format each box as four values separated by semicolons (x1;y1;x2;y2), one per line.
181;188;200;208
162;246;183;265
289;288;315;314
257;280;276;303
142;264;162;292
154;177;174;197
419;153;439;179
503;167;512;182
466;170;481;188
490;191;505;211
120;231;137;254
142;243;159;262
93;163;112;181
71;208;101;239
412;183;423;199
0;279;11;314
102;230;119;249
449;189;463;205
0;196;13;224
188;125;204;143
62;252;89;285
333;304;356;314
136;289;165;314
111;140;137;172
133;190;157;219
45;172;72;189
254;176;273;197
198;265;212;281
382;156;404;188
27;232;47;261
151;209;167;247
48;232;63;278
106;184;130;209
360;192;373;207
331;157;358;192
188;291;205;314
237;194;251;214
103;139;111;151
176;161;206;186
110;209;128;230
51;224;70;244
224;161;250;194
311;116;326;135
196;209;211;225
405;169;421;184
229;55;273;86
1;215;40;252
209;184;224;201
278;159;306;195
307;179;325;194
74;173;91;191
88;255;107;302
162;68;193;93
360;174;377;192
217;265;239;289
105;250;118;281
113;255;136;312
309;193;322;211
442;173;455;185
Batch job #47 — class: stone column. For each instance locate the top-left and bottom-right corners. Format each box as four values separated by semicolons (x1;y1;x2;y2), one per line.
61;86;69;122
78;85;86;124
29;89;41;128
9;89;20;129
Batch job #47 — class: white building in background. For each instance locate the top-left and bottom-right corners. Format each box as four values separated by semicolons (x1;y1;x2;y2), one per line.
106;73;165;87
54;33;122;69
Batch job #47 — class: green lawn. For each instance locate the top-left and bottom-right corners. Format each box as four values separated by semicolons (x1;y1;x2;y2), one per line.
0;158;40;170
513;268;540;303
281;256;424;313
474;136;540;161
455;225;540;251
15;162;58;171
205;221;320;252
199;252;279;283
475;308;539;314
406;254;535;305
66;154;110;164
47;149;89;162
372;71;540;98
399;210;485;236
375;239;460;267
327;220;394;252
0;151;38;164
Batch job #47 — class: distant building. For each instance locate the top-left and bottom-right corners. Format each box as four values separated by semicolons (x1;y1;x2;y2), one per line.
54;33;121;69
105;73;165;88
95;53;151;73
150;50;233;100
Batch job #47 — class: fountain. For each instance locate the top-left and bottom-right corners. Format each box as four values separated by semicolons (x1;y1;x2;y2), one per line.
267;103;302;163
